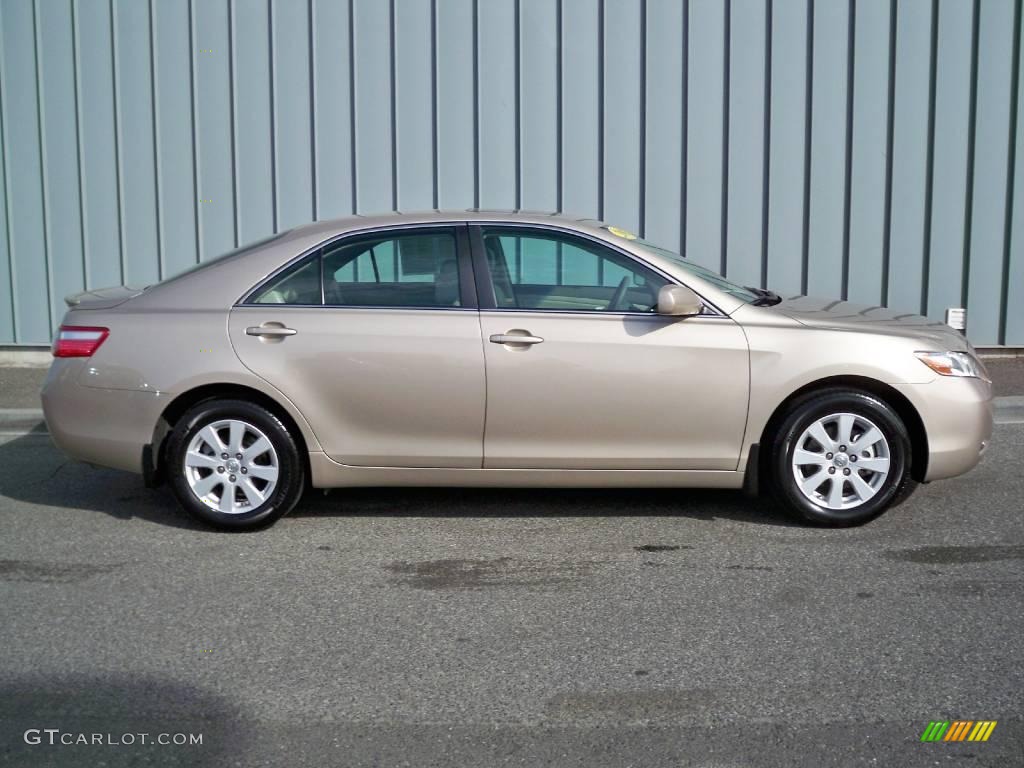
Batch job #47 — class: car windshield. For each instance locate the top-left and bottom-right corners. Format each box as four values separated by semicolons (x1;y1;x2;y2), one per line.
151;233;288;288
627;237;762;304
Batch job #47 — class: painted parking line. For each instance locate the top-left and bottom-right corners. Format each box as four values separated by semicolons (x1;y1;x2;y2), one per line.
0;409;46;435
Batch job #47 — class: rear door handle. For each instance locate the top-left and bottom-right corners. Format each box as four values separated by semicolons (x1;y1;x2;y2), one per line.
246;326;297;337
489;333;544;346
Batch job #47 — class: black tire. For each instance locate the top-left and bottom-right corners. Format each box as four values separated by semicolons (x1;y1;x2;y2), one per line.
166;399;305;530
769;388;915;527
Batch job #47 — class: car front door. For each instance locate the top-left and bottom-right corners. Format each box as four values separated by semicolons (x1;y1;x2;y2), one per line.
229;225;486;468
471;225;749;470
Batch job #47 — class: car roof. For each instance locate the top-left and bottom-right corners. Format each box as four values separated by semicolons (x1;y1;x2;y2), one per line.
140;210;745;315
283;209;608;241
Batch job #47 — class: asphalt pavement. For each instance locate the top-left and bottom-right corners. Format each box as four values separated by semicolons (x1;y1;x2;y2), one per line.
0;430;1019;765
0;362;1022;767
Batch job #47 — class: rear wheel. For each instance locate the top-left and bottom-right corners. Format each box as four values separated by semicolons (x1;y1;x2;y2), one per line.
769;389;915;526
166;399;305;530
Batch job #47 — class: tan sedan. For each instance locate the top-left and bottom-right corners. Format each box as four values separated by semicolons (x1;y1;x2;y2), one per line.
41;211;993;530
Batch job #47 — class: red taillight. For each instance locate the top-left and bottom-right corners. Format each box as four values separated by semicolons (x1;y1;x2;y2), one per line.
52;325;109;358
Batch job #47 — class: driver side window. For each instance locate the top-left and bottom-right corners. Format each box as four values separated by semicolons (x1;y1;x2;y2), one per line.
480;228;666;312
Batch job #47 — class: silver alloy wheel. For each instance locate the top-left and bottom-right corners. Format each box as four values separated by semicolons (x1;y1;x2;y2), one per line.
183;419;279;514
791;412;891;511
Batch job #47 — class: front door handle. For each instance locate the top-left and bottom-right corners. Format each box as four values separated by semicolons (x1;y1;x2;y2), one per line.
246;325;297;337
489;332;544;346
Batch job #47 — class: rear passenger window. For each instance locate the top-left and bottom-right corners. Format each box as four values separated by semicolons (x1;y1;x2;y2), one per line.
247;228;462;308
323;230;461;307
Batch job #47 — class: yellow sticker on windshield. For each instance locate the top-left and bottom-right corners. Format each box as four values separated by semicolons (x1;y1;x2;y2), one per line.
606;225;638;240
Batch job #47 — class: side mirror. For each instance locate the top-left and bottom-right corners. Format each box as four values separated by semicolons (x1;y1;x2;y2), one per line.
657;284;704;317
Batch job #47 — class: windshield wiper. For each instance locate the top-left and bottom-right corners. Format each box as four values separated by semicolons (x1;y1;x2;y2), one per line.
745;286;783;306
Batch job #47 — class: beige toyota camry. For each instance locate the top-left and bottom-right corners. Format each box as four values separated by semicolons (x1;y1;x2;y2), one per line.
41;211;993;530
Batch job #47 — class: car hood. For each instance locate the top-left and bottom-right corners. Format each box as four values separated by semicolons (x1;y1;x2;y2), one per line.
64;285;146;310
772;295;970;350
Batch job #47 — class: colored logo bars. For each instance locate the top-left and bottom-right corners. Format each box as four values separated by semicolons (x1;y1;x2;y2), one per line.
920;721;997;742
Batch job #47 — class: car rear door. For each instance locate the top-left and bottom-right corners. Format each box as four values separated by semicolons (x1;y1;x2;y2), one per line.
470;224;750;470
229;224;486;468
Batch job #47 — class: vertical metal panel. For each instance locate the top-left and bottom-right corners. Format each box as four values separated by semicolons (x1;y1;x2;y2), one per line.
846;0;891;306
520;0;558;214
1007;0;1024;343
394;0;434;210
271;0;313;229
72;0;120;291
886;0;933;318
435;0;474;209
966;0;1015;343
112;0;160;285
352;0;393;213
192;0;233;261
37;0;86;325
766;0;808;296
806;0;850;298
926;0;974;323
1;0;50;342
232;0;274;244
476;0;516;209
153;0;198;277
644;0;685;251
3;0;1024;344
0;16;12;342
311;0;353;218
602;0;642;234
686;0;726;271
560;0;600;217
725;0;766;288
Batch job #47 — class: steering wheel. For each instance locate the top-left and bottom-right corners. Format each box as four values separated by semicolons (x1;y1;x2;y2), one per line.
608;275;631;311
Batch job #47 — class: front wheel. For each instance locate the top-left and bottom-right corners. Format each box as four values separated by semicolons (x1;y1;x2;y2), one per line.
769;389;916;526
166;399;305;530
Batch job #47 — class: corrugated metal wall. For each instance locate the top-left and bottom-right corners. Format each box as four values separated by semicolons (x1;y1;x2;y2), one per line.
1;0;1023;345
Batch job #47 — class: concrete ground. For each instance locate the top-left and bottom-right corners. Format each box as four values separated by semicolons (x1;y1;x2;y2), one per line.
0;367;46;409
985;356;1024;396
1;360;1022;766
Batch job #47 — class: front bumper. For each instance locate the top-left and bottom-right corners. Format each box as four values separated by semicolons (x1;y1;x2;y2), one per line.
902;375;994;482
41;360;167;475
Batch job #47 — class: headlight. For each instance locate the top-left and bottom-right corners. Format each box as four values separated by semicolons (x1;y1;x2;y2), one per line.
915;351;989;380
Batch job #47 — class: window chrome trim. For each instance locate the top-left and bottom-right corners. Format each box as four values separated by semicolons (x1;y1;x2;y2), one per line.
476;307;731;319
235;304;481;313
466;221;729;317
